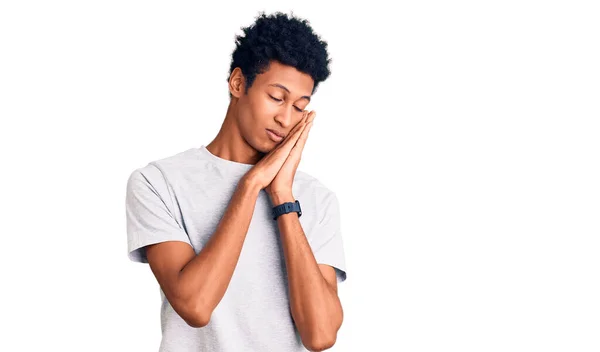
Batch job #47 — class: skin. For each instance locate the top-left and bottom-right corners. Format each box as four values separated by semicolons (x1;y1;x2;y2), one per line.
145;60;343;351
206;60;313;165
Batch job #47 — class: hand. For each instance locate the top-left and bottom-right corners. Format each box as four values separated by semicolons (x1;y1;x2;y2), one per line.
266;110;316;200
243;111;312;192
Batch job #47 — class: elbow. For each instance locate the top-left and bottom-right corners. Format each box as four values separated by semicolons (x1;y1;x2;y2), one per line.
300;316;343;351
177;294;212;328
186;299;212;328
302;333;337;352
299;324;338;352
184;309;211;328
165;271;213;328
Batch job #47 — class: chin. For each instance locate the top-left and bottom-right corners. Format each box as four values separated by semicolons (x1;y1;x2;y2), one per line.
246;137;272;154
257;142;276;154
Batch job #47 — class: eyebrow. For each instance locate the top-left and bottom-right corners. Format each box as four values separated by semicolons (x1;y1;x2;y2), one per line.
269;83;311;102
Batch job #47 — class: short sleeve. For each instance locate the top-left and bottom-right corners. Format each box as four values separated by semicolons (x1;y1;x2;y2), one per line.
308;191;348;283
125;167;192;263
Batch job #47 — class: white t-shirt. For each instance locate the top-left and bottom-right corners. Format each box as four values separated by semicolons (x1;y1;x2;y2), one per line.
125;145;347;352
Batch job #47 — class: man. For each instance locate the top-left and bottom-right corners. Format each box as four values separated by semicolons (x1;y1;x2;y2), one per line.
125;11;347;352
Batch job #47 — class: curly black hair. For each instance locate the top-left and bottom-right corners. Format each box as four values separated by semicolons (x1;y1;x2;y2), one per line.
227;11;332;98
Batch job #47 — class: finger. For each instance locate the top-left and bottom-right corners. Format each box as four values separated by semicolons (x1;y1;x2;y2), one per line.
268;115;308;154
280;121;308;153
265;124;305;162
293;112;310;134
302;109;310;121
291;120;313;155
266;111;311;158
281;112;311;146
282;112;309;142
288;120;313;162
300;110;311;126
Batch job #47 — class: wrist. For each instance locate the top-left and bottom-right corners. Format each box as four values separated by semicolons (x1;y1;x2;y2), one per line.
238;176;262;197
269;191;295;206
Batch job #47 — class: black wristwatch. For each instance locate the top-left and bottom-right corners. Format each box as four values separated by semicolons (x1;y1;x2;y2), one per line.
272;200;302;220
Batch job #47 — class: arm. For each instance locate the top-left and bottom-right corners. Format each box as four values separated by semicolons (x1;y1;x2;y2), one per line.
145;177;261;328
270;191;344;352
146;113;312;327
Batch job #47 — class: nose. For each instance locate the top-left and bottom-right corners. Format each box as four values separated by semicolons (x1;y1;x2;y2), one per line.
274;104;294;129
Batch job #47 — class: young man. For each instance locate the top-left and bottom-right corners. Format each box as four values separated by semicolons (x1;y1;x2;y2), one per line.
125;12;347;352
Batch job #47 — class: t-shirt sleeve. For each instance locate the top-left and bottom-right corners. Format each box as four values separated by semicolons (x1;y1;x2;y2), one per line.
125;166;193;263
308;191;348;283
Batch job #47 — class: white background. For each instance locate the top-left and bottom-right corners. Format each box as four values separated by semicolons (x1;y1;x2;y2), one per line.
1;1;599;351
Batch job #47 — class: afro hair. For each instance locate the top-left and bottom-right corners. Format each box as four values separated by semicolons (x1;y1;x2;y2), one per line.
227;11;332;98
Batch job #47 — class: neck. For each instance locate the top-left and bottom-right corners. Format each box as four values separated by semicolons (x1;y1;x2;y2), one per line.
206;98;263;165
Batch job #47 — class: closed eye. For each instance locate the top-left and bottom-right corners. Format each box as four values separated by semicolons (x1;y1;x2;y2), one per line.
269;95;303;112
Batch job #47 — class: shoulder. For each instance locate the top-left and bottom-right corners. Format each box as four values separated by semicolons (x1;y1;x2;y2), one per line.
127;147;199;183
126;147;198;194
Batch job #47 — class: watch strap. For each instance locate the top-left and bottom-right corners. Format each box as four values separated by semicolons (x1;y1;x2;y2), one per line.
272;200;302;220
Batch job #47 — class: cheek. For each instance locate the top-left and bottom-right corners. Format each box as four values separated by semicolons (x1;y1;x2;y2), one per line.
247;98;276;126
238;98;270;138
250;97;275;115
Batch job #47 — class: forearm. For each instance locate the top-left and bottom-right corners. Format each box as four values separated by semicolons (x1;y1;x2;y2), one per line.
271;192;343;350
178;177;261;319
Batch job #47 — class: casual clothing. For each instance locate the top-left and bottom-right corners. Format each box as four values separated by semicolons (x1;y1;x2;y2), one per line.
125;145;347;352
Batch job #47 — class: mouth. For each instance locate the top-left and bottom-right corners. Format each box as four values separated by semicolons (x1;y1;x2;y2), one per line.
266;129;284;142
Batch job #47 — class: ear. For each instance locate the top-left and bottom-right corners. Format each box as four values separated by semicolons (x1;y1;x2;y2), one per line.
228;67;245;98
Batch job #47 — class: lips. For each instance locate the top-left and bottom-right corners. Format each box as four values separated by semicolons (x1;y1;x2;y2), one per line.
266;129;284;142
267;129;284;138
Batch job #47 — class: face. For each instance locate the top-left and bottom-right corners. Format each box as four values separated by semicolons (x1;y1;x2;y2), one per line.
230;60;314;153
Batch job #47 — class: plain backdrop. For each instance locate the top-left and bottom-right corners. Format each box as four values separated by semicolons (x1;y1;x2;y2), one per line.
1;1;599;351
